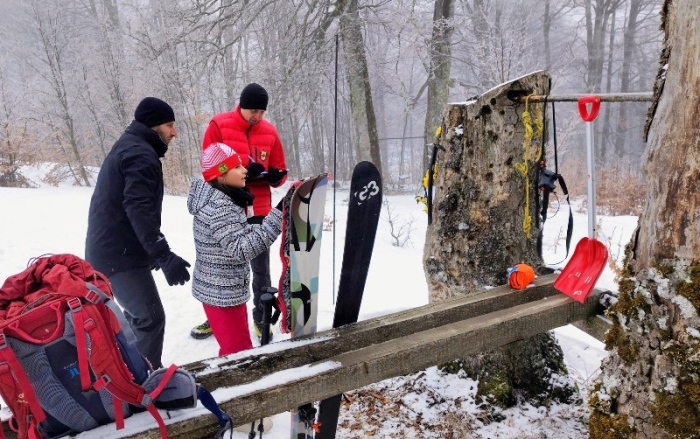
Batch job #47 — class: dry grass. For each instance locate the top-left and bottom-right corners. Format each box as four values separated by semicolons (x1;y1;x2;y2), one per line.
557;161;645;216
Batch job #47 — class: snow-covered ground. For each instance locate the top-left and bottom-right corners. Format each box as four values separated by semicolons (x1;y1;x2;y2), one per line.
0;165;637;438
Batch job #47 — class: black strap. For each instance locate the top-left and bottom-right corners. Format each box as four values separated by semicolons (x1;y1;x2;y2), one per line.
426;143;438;226
537;101;573;265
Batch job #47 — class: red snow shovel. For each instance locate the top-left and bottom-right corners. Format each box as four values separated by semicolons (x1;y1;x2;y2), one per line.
554;95;609;303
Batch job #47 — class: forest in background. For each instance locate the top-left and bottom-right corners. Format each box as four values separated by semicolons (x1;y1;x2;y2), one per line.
0;0;662;209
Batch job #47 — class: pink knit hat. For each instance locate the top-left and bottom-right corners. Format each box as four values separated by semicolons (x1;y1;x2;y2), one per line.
201;143;249;181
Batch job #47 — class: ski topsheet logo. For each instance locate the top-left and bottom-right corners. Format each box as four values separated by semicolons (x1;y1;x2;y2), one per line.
354;180;380;205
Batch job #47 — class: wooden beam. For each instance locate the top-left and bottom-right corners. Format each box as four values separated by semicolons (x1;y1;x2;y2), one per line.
0;276;601;439
121;288;599;438
571;314;612;342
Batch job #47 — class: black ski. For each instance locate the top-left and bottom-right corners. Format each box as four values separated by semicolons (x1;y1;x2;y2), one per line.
315;161;382;439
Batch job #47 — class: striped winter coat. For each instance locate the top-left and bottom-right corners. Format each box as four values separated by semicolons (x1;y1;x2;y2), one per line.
187;178;282;307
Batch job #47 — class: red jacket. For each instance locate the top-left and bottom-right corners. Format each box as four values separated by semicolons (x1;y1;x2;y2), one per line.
202;106;287;216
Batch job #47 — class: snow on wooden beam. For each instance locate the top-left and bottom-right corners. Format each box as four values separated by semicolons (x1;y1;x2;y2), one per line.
114;275;601;439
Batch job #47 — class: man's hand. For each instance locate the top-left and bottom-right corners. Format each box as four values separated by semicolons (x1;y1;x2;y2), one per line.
246;162;265;180
266;166;288;186
156;251;191;286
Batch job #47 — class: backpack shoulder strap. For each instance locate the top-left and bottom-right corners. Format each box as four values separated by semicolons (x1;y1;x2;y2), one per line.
0;333;46;439
78;300;171;438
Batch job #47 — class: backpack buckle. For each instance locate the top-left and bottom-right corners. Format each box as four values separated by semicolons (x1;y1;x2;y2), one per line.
85;289;100;304
0;334;7;349
94;374;112;391
141;394;152;406
67;297;82;311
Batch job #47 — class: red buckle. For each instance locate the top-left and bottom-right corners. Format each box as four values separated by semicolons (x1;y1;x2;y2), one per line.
0;334;6;349
67;297;82;311
85;289;100;304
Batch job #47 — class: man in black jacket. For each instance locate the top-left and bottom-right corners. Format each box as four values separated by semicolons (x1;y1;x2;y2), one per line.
85;97;190;369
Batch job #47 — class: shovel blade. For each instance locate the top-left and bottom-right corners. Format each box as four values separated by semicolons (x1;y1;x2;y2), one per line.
554;237;609;303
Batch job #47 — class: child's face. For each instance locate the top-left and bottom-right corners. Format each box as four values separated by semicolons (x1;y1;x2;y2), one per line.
217;164;247;188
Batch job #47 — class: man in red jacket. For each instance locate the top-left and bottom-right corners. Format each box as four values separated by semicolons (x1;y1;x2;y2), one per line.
191;83;288;341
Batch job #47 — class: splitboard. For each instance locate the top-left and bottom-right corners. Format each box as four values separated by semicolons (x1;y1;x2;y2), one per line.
276;173;329;439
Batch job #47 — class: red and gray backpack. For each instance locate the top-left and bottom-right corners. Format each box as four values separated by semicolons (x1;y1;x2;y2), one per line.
0;254;231;439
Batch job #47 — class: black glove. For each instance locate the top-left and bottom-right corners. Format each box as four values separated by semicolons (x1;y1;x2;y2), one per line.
275;186;296;211
246;162;265;180
266;166;288;186
156;251;191;286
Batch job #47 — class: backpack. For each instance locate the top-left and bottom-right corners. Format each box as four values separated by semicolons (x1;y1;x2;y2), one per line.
0;254;231;439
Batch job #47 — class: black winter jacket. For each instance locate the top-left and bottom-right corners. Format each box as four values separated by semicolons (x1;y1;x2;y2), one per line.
85;121;170;276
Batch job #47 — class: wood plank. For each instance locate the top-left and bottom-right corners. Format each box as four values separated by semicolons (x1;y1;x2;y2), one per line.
0;277;598;439
189;274;560;393
121;290;599;439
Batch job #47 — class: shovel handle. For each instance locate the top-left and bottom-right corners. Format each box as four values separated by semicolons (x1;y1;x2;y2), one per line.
578;95;601;122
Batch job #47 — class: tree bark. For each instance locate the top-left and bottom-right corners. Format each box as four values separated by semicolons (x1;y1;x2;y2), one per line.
423;0;454;171
338;0;382;176
590;2;700;437
424;71;548;301
423;71;574;410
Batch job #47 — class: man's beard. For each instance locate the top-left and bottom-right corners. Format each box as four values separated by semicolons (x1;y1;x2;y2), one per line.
153;126;173;145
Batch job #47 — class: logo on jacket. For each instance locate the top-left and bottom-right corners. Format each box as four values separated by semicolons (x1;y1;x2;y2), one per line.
259;150;268;162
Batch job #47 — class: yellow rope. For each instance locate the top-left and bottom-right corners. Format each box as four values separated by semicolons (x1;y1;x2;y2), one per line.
514;96;543;238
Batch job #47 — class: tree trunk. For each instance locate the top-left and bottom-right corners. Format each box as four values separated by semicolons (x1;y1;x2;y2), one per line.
543;0;551;70
590;2;700;437
338;0;382;176
423;71;574;410
423;0;454;171
424;71;548;301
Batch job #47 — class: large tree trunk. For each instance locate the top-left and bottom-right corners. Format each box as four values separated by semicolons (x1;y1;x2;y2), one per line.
423;71;575;410
424;71;548;301
590;2;700;438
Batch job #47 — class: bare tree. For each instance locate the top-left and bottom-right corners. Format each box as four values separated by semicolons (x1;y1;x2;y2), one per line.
338;0;382;175
28;1;91;186
0;62;35;187
423;0;454;171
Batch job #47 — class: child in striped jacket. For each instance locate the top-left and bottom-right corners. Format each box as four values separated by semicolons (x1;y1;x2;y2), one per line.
187;142;285;355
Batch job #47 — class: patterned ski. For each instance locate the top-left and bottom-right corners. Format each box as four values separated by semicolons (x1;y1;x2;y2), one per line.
276;173;329;439
315;161;382;439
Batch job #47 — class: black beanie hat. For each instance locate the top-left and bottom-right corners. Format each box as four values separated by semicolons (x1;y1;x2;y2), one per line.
134;97;175;127
239;83;268;110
